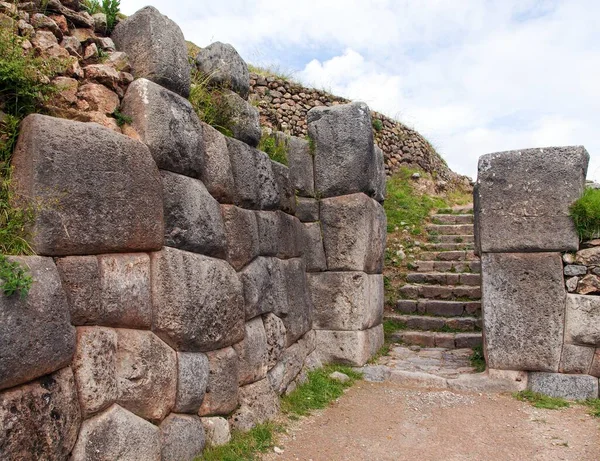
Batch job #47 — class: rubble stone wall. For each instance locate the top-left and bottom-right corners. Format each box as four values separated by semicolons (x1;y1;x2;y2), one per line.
0;5;386;461
475;146;600;400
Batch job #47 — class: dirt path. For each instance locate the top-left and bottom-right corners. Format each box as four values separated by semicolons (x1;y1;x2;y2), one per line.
263;381;599;461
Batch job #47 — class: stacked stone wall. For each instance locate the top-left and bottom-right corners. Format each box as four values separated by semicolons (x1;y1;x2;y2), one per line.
475;146;600;400
0;4;386;460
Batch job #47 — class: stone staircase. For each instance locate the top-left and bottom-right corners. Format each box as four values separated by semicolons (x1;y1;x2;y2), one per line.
387;205;483;349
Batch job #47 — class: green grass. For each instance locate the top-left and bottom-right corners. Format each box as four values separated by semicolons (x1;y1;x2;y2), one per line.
188;70;235;137
258;132;288;165
469;345;486;372
372;118;383;132
112;109;131;127
383;319;408;337
198;422;280;461
581;399;600;418
569;187;600;241
281;365;362;416
514;390;571;410
248;63;295;81
384;167;447;235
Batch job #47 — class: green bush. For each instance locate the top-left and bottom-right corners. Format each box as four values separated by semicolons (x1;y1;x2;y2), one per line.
102;0;121;34
258;132;288;165
569;187;600;241
188;70;235;137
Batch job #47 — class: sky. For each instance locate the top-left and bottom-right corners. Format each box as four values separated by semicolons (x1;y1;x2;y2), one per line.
121;1;600;180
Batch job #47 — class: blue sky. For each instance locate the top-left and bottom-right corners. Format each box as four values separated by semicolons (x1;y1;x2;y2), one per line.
121;1;600;180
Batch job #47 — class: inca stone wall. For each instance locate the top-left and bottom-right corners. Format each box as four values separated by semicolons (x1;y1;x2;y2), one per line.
475;146;600;400
0;5;385;461
248;73;458;181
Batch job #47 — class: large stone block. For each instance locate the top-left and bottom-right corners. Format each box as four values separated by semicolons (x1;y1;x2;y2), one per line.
475;146;588;252
160;414;206;461
161;170;227;257
57;253;152;328
175;352;209;414
482;253;566;372
226;91;261;147
71;404;161;461
201;416;231;447
0;367;81;461
115;329;177;423
255;210;302;259
528;372;598;400
233;317;269;385
285;134;314;197
198;347;239;416
151;247;245;351
307;102;376;198
371;145;386;203
240;257;287;320
267;332;313;395
315;325;384;367
121;78;203;178
221;205;260;270
302;222;327;271
11;114;164;255
309;272;383;331
226;137;279;209
559;344;595;374
263;313;286;369
0;256;75;390
196;41;250;99
278;258;313;346
320;193;386;273
272;160;296;214
565;294;600;346
229;378;280;432
112;6;190;97
72;327;118;418
200;122;236;203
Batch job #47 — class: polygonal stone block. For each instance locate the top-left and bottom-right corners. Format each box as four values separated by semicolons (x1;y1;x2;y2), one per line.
315;325;384;367
263;313;286;369
233;317;269;385
151;247;245;352
240;257;287;320
271;160;296;214
285;134;314;197
559;344;595;374
565;294;600;346
528;372;598;400
196;41;250;99
201;416;231;447
200;122;236;203
175;352;209;414
160;414;206;461
482;253;566;372
198;347;239;416
221;205;260;270
229;378;280;432
302;222;327;272
475;146;588;252
278;258;313;346
295;197;319;222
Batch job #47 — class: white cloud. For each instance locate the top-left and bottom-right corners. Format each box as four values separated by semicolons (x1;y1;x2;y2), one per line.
120;0;600;180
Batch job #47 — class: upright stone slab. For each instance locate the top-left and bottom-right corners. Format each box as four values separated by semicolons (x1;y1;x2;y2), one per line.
285;134;314;197
229;378;280;432
475;146;588;252
0;256;75;390
320;193;386;273
278;258;313;346
174;352;209;414
161;170;227;257
198;347;239;416
112;6;190;97
0;367;81;461
302;222;327;272
200;122;236;203
482;253;566;371
308;102;376;198
196;41;250;99
239;257;287;320
71;404;161;461
151;247;245;351
226;91;261;147
565;294;600;346
371;145;386;203
233;317;269;385
121;78;204;178
271;161;296;214
11;114;164;255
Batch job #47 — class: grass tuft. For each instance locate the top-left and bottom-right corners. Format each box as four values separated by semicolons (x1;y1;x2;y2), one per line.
514;390;570;410
581;399;600;418
199;422;280;461
372;118;383;132
112;108;131;127
188;70;236;137
469;345;486;372
258;132;288;165
569;187;600;241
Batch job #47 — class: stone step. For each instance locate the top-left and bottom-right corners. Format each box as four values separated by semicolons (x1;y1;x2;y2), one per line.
406;272;481;286
429;234;475;244
385;313;481;332
418;250;479;262
436;206;474;215
412;260;481;273
399;283;481;301
422;242;475;251
427;224;473;235
396;299;481;317
389;330;482;349
431;214;474;225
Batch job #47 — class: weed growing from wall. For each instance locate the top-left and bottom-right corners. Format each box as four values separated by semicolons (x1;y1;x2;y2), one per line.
569;187;600;241
188;70;236;137
258;131;288;165
372;118;383;132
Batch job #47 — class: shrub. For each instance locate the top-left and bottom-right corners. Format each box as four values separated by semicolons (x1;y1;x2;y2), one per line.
102;0;121;34
569;188;600;241
188;70;235;137
372;118;383;132
258;132;288;165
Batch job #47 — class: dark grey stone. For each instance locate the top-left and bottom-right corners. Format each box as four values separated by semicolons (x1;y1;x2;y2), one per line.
295;197;319;222
151;247;245;352
161;170;227;258
372;145;386;202
239;257;288;320
307;102;376;198
200;122;236;203
160;414;206;461
11;114;164;255
302;222;327;272
225;91;261;147
271;161;296;214
112;6;190;97
255;211;302;259
528;372;598;400
475;146;588;252
564;265;588;277
0;256;75;390
174;352;209;414
196;41;249;99
121;78;204;178
482;253;566;371
232;317;269;386
221;205;259;270
285;134;314;197
226;137;279;210
277;258;313;346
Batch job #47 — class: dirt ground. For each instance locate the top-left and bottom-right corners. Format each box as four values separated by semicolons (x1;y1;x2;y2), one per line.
262;381;600;461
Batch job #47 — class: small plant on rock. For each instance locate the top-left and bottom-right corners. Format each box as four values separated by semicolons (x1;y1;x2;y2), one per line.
569;187;600;241
372;118;383;132
102;0;121;34
258;131;288;165
0;254;32;297
82;0;102;15
112;108;131;127
188;70;235;137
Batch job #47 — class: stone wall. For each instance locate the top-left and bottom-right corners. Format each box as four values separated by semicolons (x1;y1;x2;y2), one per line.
475;146;600;400
0;5;386;461
249;73;458;181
